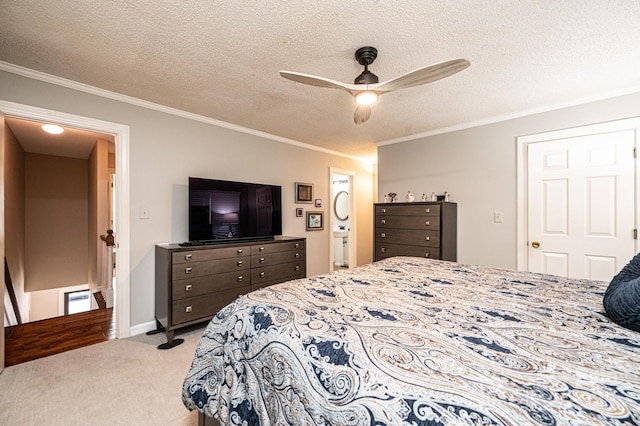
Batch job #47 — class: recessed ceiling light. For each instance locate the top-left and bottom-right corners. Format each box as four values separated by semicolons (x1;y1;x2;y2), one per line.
42;124;64;134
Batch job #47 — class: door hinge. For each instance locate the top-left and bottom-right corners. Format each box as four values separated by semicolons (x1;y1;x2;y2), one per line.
635;229;638;240
634;147;637;158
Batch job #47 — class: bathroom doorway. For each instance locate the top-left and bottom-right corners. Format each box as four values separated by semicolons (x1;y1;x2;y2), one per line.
329;168;355;272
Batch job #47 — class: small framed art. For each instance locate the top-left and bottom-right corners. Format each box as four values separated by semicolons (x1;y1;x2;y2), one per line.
296;208;303;217
306;211;324;231
295;182;313;203
314;199;322;208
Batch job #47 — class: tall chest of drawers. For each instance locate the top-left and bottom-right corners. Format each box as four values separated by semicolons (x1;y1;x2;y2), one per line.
374;202;457;262
154;236;305;348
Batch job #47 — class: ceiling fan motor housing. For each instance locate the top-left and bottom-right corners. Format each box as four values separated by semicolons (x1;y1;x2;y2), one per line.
354;46;379;85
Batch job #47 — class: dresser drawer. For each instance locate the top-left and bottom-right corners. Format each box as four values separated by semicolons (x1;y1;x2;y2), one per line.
375;204;440;217
376;215;441;230
376;229;440;247
172;256;250;280
172;285;250;325
251;271;306;291
172;271;248;301
251;261;305;284
251;240;305;255
251;249;305;267
375;243;440;260
172;246;248;264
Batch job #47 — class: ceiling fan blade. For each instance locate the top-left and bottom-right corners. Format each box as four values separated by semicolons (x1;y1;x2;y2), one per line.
376;58;470;92
279;71;359;94
354;105;371;125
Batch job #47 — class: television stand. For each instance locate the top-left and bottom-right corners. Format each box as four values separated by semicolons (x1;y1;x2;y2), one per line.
146;322;184;349
154;236;306;349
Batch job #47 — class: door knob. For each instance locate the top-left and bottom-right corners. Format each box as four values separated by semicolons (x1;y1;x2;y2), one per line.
531;241;540;248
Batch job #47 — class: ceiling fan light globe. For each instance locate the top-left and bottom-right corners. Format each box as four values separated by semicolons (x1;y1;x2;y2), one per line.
355;91;378;106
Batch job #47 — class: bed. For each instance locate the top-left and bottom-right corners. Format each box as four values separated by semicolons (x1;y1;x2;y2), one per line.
182;256;640;425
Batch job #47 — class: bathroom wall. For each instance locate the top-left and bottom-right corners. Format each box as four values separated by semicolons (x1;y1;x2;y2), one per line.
332;174;350;267
332;174;350;230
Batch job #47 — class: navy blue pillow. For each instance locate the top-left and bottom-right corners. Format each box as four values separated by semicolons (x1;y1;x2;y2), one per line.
604;252;640;332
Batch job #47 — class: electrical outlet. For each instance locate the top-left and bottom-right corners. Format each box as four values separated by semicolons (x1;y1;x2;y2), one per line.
494;211;504;223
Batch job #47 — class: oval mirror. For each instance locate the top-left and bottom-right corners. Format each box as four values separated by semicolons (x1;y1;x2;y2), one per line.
334;191;349;221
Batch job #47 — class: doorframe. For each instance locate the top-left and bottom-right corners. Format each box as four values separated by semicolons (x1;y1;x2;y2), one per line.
0;100;131;339
516;117;640;271
328;167;356;272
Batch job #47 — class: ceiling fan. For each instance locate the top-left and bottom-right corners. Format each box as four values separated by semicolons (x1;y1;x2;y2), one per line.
280;46;470;125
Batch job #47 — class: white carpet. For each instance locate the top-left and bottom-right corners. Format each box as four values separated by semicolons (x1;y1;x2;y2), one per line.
0;324;207;425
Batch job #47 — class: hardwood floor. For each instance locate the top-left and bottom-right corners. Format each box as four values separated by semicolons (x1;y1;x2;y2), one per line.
4;307;116;367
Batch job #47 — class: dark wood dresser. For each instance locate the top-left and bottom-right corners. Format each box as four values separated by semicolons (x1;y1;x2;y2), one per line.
374;202;457;262
154;236;306;348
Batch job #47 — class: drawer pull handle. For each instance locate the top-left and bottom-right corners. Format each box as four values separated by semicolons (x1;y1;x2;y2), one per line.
295;253;300;258
380;232;386;238
237;275;244;281
294;243;300;248
425;221;430;226
425;208;430;213
381;208;386;213
381;219;386;224
185;306;192;313
184;254;192;260
259;257;265;263
381;247;386;253
425;253;430;258
237;260;243;266
237;249;243;254
295;265;300;271
425;236;430;241
185;284;192;292
259;247;265;252
185;267;192;274
260;272;265;278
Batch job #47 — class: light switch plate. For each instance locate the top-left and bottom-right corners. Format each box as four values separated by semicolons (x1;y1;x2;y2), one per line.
494;211;504;223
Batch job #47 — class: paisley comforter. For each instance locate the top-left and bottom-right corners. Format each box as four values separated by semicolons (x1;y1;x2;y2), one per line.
182;257;640;425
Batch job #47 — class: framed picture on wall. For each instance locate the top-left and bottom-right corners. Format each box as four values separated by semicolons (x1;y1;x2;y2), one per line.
296;208;303;217
314;199;322;208
295;182;313;203
306;211;324;231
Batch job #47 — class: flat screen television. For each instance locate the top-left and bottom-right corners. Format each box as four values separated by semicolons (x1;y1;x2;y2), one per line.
188;177;282;244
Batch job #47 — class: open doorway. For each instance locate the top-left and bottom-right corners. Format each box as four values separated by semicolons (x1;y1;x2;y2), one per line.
4;117;115;322
1;100;131;353
329;168;356;272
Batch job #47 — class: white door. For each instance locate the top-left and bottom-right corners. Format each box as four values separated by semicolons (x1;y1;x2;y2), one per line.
527;127;636;280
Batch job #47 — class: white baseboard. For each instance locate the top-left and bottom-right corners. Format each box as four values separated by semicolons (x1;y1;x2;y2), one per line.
129;320;158;336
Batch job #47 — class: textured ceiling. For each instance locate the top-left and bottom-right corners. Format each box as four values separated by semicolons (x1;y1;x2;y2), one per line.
1;1;640;160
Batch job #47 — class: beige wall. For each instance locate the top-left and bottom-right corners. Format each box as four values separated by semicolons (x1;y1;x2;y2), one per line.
378;92;640;269
0;70;375;331
28;284;90;322
25;153;89;291
4;124;26;323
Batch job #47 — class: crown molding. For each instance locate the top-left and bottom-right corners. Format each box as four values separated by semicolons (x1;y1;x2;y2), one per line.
377;86;640;147
0;61;373;164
